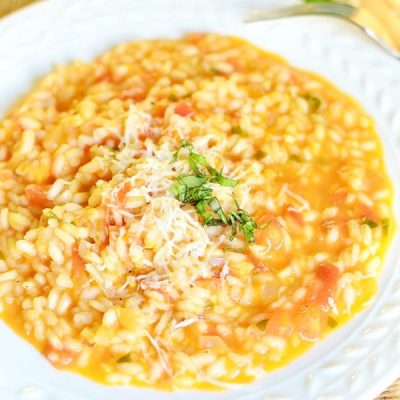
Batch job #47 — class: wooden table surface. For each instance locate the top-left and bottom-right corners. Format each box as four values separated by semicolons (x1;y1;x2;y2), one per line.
0;0;399;399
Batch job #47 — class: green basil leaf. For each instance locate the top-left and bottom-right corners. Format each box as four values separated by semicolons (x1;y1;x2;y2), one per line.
382;218;390;235
178;174;207;188
209;197;228;224
362;217;378;229
188;152;207;175
327;316;338;329
117;353;132;363
288;154;302;163
302;94;322;112
256;320;268;330
255;150;266;160
231;125;245;135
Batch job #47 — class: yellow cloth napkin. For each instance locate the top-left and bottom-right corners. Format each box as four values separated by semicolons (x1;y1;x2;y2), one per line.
0;0;36;17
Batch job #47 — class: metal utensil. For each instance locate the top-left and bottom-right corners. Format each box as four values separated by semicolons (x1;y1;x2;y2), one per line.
245;1;400;60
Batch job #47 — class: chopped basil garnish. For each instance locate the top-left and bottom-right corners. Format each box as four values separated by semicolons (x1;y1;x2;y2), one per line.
207;166;238;187
170;141;261;246
170;175;212;203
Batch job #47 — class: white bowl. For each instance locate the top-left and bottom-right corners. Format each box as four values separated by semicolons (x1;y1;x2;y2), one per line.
1;1;400;399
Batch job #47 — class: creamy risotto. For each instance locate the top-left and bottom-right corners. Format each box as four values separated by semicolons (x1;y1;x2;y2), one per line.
0;34;394;390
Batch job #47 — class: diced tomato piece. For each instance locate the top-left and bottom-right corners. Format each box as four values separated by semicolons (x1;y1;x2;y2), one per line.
312;263;340;308
175;101;194;117
25;184;53;208
116;182;131;204
357;203;378;222
254;218;283;248
316;264;340;288
208;257;226;278
152;104;167;118
208;257;226;268
44;344;76;368
71;245;86;277
194;277;221;292
331;189;348;205
287;209;304;226
0;170;13;180
290;71;302;85
94;70;111;83
246;251;268;271
253;209;275;226
295;302;325;342
265;309;293;337
227;57;242;72
185;33;206;43
121;88;146;102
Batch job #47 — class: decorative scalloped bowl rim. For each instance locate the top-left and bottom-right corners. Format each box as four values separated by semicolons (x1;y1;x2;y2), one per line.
1;1;400;400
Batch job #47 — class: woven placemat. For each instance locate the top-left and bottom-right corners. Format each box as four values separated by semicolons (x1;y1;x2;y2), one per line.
0;0;399;399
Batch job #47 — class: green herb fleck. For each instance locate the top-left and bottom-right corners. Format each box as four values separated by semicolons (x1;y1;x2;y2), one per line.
362;217;378;229
43;209;58;220
327;316;338;329
382;218;390;235
302;94;322;112
256;319;268;330
117;353;132;363
205;300;215;309
255;151;267;160
288;154;302;163
231;126;245;136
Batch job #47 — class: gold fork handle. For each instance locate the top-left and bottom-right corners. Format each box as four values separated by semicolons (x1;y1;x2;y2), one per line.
0;0;37;18
352;0;400;56
245;2;400;60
